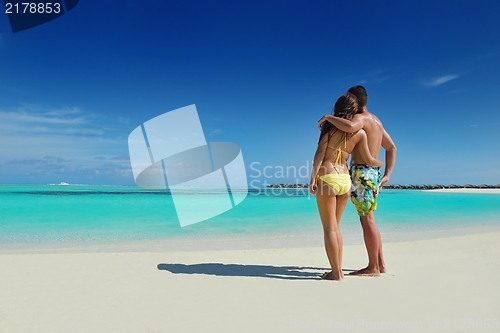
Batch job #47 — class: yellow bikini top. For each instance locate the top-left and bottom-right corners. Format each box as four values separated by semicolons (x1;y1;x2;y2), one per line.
327;132;348;165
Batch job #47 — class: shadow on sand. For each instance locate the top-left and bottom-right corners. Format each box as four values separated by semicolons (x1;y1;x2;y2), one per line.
157;263;356;280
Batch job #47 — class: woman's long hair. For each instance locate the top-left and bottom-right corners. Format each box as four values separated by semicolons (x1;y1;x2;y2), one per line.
319;92;358;144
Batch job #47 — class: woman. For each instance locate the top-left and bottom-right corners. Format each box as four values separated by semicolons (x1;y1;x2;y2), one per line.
309;92;382;281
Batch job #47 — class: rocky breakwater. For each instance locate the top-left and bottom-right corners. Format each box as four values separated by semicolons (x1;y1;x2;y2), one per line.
267;183;309;188
267;183;500;189
382;184;500;190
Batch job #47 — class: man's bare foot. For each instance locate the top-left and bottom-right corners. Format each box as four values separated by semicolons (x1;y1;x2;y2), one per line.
349;267;380;277
321;271;343;281
380;266;386;274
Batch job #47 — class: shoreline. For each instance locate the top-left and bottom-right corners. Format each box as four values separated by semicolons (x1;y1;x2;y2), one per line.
2;223;499;255
1;231;499;332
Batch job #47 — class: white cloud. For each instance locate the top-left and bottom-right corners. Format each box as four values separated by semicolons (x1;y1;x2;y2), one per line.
0;106;86;125
339;69;389;86
0;106;125;137
208;128;222;135
421;74;460;87
0;105;133;183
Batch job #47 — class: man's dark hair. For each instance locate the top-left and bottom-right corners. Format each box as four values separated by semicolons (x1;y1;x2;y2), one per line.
348;85;368;107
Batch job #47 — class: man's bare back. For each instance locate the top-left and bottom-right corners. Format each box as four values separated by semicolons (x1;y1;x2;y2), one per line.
350;109;384;165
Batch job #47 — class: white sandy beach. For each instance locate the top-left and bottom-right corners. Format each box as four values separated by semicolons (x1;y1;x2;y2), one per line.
1;232;499;333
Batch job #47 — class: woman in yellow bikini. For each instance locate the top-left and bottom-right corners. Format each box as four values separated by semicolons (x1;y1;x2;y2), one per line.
309;92;382;281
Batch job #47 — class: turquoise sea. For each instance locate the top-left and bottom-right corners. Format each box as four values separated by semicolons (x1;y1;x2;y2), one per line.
1;184;499;250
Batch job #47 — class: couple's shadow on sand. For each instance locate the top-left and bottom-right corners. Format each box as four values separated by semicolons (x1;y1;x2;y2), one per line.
157;263;356;280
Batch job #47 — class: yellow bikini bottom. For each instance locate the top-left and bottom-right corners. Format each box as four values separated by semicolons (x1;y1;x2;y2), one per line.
317;173;351;195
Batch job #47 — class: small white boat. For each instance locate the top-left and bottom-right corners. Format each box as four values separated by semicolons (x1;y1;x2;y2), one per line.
58;182;70;185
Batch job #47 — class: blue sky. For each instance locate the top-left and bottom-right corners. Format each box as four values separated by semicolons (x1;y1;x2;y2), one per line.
0;0;499;186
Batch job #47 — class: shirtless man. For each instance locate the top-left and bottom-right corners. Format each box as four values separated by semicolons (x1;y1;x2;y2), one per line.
318;86;397;276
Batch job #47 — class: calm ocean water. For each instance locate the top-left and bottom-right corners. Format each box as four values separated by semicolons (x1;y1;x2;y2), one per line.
1;184;499;248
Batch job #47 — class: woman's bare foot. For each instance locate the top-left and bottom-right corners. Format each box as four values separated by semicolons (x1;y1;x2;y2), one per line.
321;271;343;281
349;267;380;277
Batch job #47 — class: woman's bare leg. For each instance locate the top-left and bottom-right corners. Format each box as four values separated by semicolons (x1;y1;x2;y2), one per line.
316;181;343;280
335;193;349;278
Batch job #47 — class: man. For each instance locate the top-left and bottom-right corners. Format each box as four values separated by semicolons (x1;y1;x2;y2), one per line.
318;86;396;276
